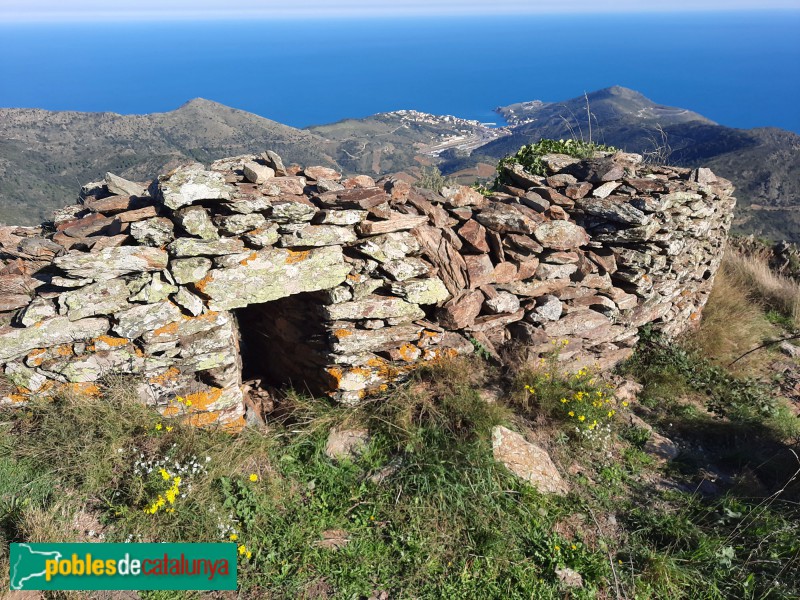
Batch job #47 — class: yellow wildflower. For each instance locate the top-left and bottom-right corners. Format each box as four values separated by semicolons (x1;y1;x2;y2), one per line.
554;545;561;552
230;533;238;541
166;426;174;432
160;469;170;481
249;474;258;482
578;415;586;422
622;401;629;407
246;551;252;559
568;411;575;417
155;423;162;431
238;545;247;556
560;398;568;404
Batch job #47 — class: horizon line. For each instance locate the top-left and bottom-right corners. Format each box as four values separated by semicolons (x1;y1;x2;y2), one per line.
3;7;800;23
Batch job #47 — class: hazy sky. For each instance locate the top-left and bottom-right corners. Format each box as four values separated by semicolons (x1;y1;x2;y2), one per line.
3;0;799;21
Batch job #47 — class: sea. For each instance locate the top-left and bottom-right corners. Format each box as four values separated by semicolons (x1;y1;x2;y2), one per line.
0;11;799;132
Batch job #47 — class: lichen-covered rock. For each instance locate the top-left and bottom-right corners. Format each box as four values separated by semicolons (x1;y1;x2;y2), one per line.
534;221;590;251
356;232;420;262
278;225;357;247
381;257;432;281
167;238;245;257
173;287;205;316
322;296;424;322
330;323;422;354
195;246;350;310
18;298;57;327
170;256;213;284
157;164;232;210
60;278;130;320
54;247;169;279
113;301;183;340
390;277;450;305
129;272;179;303
174;206;219;240
269;200;317;223
0;317;110;362
214;213;267;236
130;217;175;247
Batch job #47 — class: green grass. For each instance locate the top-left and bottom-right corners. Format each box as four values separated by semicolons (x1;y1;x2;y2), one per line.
2;353;799;598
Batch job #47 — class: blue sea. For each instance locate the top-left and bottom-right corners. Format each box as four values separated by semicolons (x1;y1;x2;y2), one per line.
0;11;798;132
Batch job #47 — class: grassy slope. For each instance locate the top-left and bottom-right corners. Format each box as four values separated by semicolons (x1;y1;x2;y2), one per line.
1;250;799;599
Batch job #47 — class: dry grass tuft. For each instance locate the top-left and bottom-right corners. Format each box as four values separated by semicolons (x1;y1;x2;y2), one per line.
690;258;776;367
690;247;799;368
724;247;800;328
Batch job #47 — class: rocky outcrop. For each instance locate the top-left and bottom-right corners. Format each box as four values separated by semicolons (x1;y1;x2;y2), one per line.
0;150;735;427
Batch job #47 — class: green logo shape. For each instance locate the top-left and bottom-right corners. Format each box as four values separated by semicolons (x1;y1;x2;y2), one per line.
10;543;237;591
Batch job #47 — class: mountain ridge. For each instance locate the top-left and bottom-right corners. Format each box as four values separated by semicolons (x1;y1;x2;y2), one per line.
1;87;798;242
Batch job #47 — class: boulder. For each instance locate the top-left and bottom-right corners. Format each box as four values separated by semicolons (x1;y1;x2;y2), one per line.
491;426;568;495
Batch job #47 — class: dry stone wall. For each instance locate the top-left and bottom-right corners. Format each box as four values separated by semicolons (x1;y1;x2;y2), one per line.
0;150;735;428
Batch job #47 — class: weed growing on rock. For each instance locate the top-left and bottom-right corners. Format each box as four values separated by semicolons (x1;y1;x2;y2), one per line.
497;138;617;179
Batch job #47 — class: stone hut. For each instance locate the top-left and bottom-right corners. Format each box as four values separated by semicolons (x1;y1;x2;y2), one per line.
0;150;735;428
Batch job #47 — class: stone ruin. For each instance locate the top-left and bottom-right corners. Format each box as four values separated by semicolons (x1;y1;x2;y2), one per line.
0;150;735;429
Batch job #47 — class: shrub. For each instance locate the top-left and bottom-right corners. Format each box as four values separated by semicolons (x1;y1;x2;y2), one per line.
512;343;628;446
497;138;617;179
416;165;454;193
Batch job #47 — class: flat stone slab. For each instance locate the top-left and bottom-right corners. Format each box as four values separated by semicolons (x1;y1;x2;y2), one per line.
0;316;110;362
195;246;350;311
53;246;168;279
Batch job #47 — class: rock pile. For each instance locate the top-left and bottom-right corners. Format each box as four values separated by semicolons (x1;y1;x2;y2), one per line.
0;150;735;427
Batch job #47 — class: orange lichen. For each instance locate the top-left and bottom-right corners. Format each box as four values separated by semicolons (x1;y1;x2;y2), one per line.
26;348;46;367
9;393;28;403
193;273;213;294
325;367;343;387
397;343;419;362
153;321;180;337
92;335;130;348
239;252;259;266
183;388;223;412
285;249;310;265
63;383;101;397
366;357;388;368
55;344;74;357
149;367;181;386
348;367;372;379
222;416;247;433
334;328;352;338
183;411;220;427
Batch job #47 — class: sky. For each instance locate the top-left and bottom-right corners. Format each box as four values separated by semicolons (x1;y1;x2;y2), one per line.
2;0;799;21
